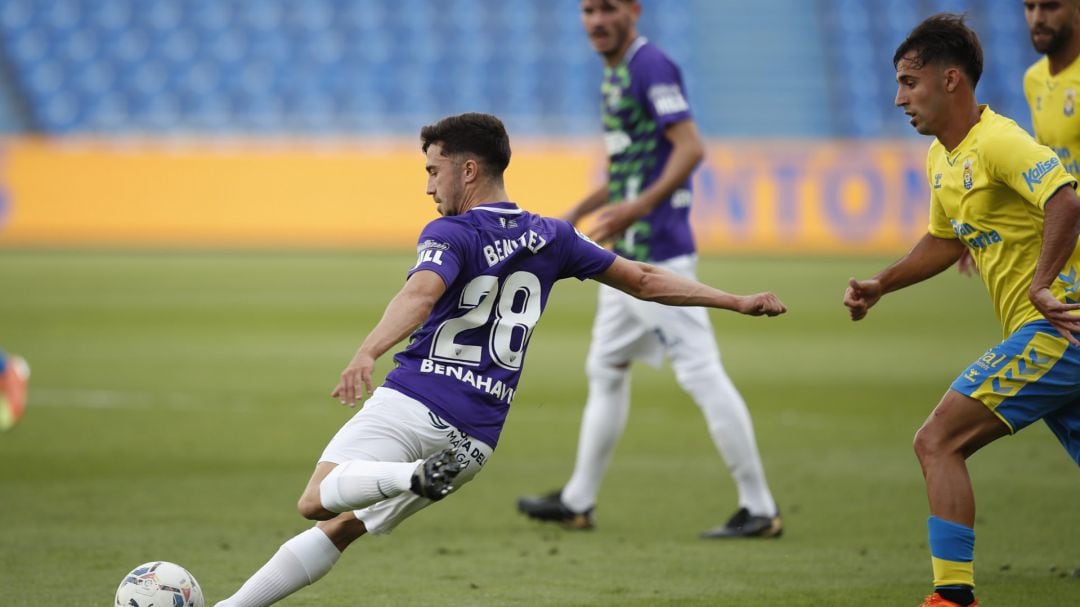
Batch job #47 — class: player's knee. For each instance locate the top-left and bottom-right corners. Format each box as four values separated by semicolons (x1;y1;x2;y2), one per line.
586;356;628;382
912;423;945;464
672;357;721;386
297;491;334;521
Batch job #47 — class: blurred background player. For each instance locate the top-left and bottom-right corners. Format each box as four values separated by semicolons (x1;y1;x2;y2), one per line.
0;349;29;431
1024;0;1080;171
845;14;1080;607
516;0;782;538
213;112;787;607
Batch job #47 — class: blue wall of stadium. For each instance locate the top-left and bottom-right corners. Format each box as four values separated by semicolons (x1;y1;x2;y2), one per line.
0;1;1044;255
0;0;1041;138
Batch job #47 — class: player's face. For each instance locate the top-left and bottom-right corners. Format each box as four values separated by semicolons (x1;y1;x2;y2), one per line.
1025;0;1080;54
580;0;638;60
425;143;465;217
895;53;949;137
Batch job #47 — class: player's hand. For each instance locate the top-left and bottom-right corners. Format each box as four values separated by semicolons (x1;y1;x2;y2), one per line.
956;250;977;277
736;292;787;316
843;277;882;321
331;350;377;407
587;201;645;243
1029;287;1080;346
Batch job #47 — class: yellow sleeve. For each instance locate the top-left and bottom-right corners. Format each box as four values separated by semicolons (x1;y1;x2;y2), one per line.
986;129;1077;209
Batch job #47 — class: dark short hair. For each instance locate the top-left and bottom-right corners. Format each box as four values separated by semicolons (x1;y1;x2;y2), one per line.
893;13;983;89
420;113;511;178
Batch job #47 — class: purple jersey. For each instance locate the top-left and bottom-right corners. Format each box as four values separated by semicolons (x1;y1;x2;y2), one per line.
602;37;696;262
383;203;617;447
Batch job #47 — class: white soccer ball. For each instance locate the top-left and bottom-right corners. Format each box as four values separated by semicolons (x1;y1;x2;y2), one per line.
114;561;204;607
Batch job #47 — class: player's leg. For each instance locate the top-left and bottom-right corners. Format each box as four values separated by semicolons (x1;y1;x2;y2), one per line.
0;349;30;431
916;321;1080;606
518;284;648;526
558;354;631;514
641;255;778;537
215;389;481;607
212;516;349;607
913;389;1008;607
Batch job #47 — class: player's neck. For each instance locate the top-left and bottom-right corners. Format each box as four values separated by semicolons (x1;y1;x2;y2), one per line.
602;32;639;68
937;102;983;153
458;184;510;214
1047;38;1080;75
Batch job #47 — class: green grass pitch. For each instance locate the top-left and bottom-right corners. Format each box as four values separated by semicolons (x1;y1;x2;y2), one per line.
0;250;1075;606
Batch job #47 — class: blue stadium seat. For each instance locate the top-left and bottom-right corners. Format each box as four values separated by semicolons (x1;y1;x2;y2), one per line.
0;0;1038;137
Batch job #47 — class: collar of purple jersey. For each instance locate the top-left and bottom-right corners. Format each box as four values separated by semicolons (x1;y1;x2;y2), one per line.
471;202;522;214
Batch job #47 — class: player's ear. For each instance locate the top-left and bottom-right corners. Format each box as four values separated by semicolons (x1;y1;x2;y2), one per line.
462;158;479;184
943;66;962;93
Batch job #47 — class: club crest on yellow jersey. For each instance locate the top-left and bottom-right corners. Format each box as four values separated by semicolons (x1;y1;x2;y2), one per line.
1066;88;1076;117
962;157;974;190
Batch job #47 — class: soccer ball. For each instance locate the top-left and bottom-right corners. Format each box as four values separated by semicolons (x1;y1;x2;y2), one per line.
114;561;204;607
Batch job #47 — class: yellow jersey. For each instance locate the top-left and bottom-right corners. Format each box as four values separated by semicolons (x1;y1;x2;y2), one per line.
1024;55;1080;175
926;106;1079;337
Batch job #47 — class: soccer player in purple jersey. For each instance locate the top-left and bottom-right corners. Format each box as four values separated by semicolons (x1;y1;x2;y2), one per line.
517;0;784;538
212;113;786;607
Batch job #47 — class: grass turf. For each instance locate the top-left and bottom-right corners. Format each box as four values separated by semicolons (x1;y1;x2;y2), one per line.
0;250;1075;606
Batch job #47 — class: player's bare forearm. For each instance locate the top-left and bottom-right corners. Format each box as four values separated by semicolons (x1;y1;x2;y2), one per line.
563;185;609;225
874;233;966;294
1031;186;1080;293
628;120;704;216
1029;186;1080;345
845;234;964;321
588;121;704;242
356;292;435;361
333;270;445;404
595;258;786;316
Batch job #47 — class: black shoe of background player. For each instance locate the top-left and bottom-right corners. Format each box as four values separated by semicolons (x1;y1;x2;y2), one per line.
516;490;595;530
699;507;783;539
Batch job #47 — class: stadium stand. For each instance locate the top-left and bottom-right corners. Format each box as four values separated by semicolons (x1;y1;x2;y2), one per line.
0;0;1040;138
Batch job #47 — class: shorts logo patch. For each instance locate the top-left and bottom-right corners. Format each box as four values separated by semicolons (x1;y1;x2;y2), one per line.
428;412;450;430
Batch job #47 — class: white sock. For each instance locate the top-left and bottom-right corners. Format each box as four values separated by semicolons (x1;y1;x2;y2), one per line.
561;364;630;513
319;460;418;513
675;360;776;517
214;527;341;607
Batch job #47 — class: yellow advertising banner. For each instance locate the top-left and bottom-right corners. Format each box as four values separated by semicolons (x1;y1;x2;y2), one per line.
0;138;931;253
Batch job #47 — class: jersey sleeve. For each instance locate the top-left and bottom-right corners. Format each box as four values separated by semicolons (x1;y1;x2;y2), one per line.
407;218;465;286
925;147;955;239
987;127;1077;209
557;221;618;281
631;48;692;129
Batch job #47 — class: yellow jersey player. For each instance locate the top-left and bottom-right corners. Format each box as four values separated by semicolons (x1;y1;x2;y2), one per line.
844;14;1080;607
1024;0;1080;176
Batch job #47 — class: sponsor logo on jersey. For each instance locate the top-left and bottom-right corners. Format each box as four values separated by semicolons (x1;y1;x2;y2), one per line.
648;83;689;115
951;220;1002;250
1022;156;1061;192
417;239;449;252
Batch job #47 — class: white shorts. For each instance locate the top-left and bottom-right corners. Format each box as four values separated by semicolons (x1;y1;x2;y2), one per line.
588;254;721;369
318;387;493;535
